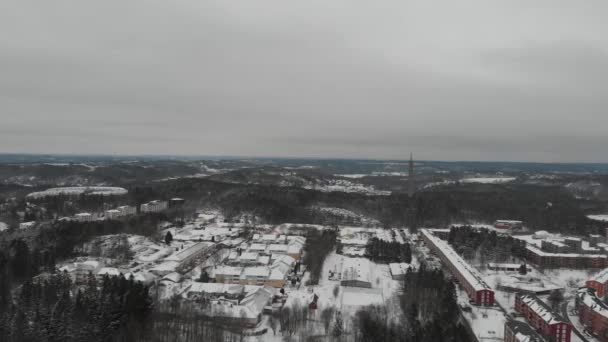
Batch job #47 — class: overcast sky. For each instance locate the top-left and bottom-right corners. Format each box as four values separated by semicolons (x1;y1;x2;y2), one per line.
1;0;607;162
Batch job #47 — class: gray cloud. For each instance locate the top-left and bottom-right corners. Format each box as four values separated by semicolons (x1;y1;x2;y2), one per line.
1;0;607;162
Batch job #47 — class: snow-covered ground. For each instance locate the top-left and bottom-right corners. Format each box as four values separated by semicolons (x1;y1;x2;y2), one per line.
456;289;505;341
461;177;516;184
313;207;381;226
0;222;7;232
588;215;608;222
26;186;128;198
303;179;391;196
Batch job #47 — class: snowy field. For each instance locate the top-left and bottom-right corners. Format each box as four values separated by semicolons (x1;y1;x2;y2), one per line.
588;214;608;222
456;289;505;341
460;177;516;184
303;179;391;196
26;186;128;198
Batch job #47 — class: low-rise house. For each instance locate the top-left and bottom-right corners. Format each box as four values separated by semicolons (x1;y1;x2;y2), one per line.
341;258;372;288
249;243;267;253
267;244;288;255
389;263;411;280
238;252;260;265
215;266;243;284
240;267;270;286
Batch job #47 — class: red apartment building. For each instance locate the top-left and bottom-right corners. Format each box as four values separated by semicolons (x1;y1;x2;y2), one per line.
420;229;494;306
587;268;608;298
515;294;572;342
576;287;608;341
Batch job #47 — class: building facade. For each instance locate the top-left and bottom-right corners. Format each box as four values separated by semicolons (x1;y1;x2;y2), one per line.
420;229;494;305
515;294;571;342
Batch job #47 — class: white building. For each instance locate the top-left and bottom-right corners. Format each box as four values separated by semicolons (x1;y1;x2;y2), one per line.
19;221;36;230
105;209;121;219
117;205;136;216
74;213;93;222
140;200;168;213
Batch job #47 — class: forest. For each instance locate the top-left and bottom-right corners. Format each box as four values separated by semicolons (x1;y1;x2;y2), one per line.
0;272;153;342
364;237;412;264
447;226;528;264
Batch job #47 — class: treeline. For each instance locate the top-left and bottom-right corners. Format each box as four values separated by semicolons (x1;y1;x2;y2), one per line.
0;272;153;342
125;177;595;233
0;239;56;312
447;226;527;263
365;237;412;264
303;229;337;285
35;214;166;260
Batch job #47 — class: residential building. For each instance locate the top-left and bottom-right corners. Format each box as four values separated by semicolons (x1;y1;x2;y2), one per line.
389;263;411;280
240;266;271;286
140;200;168;213
526;245;607;269
514;294;571;342
576;287;608;342
504;320;548;342
74;212;93;222
214;266;243;284
19;221;36;230
164;242;214;273
341;258;372;288
420;229;494;305
587;268;608;298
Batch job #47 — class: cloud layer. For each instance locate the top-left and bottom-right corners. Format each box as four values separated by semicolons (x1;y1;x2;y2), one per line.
1;0;607;162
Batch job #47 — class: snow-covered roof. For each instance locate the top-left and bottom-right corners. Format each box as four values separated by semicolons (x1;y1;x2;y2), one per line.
215;266;243;276
526;245;607;258
261;234;277;242
267;244;288;253
165;242;213;262
577;287;608;319
287;244;302;254
420;229;492;292
517;294;566;325
242;267;270;278
388;263;410;276
249;243;267;251
97;267;121;277
188;282;244;295
273;255;295;267
162;272;182;283
589;268;608;284
238;252;259;261
342;257;371;283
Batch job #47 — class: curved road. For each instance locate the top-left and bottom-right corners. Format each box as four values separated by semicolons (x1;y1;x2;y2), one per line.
560;301;590;342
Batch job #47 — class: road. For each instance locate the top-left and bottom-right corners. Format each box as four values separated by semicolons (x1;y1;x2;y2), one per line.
561;301;591;342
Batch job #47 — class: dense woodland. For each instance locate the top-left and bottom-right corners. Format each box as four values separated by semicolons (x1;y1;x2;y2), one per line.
0;272;153;342
365;237;412;264
447;226;528;264
303;229;337;285
351;266;470;342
